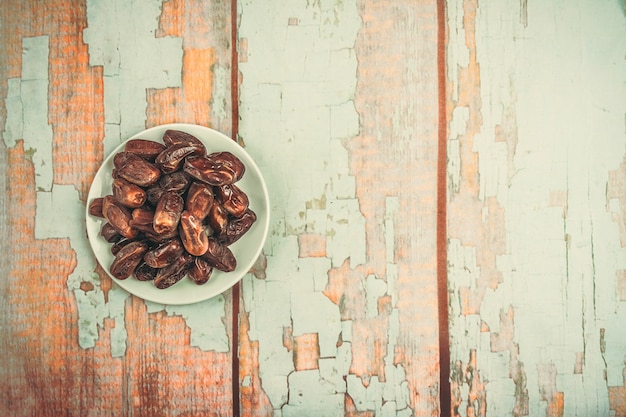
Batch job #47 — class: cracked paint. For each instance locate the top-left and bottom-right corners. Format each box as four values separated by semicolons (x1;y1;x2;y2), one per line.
239;0;414;415
447;0;626;414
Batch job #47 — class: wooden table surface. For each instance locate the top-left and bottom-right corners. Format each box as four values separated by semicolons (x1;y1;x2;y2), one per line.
1;0;625;416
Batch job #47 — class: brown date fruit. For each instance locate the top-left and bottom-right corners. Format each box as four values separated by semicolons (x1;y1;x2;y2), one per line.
144;238;184;268
134;262;158;281
206;151;245;182
159;171;190;194
163;129;206;155
201;237;237;272
155;143;202;174
189;257;213;285
110;240;148;280
113;152;130;170
146;185;165;205
183;155;237;186
111;237;138;256
116;152;161;187
185;182;214;221
112;178;147;208
102;196;138;239
89;197;104;217
129;208;155;234
153;191;184;235
179;211;209;256
154;252;193;289
221;209;257;245
101;222;122;243
125;139;166;161
144;227;179;243
216;183;249;218
207;202;229;237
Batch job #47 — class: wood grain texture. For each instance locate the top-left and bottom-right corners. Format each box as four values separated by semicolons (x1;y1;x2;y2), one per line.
446;0;626;415
0;0;235;415
237;0;440;415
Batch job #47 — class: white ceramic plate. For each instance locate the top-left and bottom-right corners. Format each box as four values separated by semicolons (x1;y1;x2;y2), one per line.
86;123;270;305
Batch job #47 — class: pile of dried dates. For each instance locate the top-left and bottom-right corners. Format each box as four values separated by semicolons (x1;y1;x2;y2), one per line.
88;129;256;289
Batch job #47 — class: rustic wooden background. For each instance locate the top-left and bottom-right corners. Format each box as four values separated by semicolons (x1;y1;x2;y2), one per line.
0;0;624;416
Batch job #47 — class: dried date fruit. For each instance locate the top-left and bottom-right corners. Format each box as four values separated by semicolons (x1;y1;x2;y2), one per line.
95;131;256;290
163;129;206;155
134;261;158;281
179;211;209;256
207;202;229;237
159;171;190;194
116;152;161;187
89;197;104;218
101;222;122;243
146;185;165;205
189;257;213;285
144;238;184;268
153;191;184;235
216;183;249;218
103;196;138;239
154;252;193;289
110;240;148;280
183;155;237;186
206;151;245;182
111;237;138;256
201;237;237;272
125;139;166;161
145;227;179;243
185;182;214;221
112;178;147;208
155;143;202;174
129;207;155;234
221;209;257;245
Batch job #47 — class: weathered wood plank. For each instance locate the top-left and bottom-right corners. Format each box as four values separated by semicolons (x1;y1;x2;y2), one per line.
0;0;236;415
446;0;626;415
237;0;441;415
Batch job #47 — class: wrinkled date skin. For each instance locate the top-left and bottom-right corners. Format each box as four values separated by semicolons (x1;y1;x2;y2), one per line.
216;183;249;218
163;130;206;155
201;237;237;272
207;202;229;237
160;171;190;194
189;257;213;285
144;238;184;268
116;152;161;187
207;152;245;182
222;209;257;245
103;196;138;239
134;261;158;281
125;139;166;161
153;191;184;235
101;223;122;243
156;144;203;174
183;155;235;186
154;252;193;289
110;240;149;280
112;178;147;208
185;182;213;221
129;207;155;234
89;197;104;217
179;211;208;256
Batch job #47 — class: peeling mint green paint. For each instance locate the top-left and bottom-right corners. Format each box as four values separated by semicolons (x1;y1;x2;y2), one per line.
166;296;229;352
239;1;411;413
83;0;182;155
447;0;626;414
